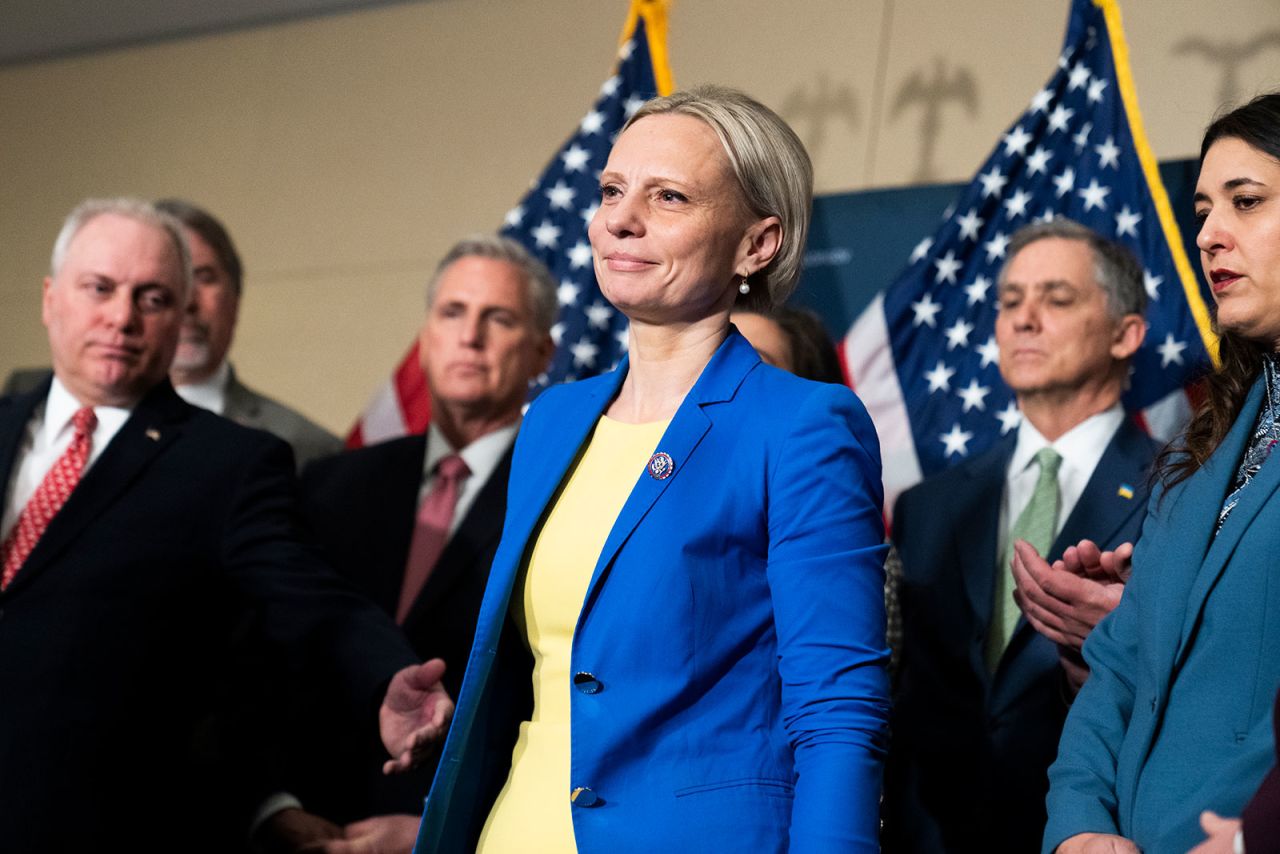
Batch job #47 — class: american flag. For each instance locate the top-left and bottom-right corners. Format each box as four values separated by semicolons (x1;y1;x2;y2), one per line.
348;1;670;446
844;0;1217;512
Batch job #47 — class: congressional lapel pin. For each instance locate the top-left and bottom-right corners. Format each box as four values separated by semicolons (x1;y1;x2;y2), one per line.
1117;483;1134;500
647;451;674;481
145;428;161;441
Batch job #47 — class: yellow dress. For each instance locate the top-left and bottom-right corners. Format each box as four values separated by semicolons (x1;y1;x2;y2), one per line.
477;415;669;853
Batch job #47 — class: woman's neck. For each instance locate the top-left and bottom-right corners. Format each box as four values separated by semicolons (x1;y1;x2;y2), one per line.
606;315;729;423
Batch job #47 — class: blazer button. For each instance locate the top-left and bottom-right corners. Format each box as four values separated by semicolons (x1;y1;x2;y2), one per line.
573;671;602;694
570;787;600;807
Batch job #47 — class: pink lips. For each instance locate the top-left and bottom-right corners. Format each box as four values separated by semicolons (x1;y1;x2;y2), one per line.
1210;268;1242;294
602;252;654;272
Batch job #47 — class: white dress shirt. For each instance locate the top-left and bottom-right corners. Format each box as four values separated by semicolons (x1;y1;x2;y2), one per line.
996;403;1125;565
1;377;132;542
173;360;231;415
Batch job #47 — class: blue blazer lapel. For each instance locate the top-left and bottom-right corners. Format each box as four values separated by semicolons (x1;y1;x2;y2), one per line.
1155;378;1263;677
578;331;758;622
1172;378;1277;671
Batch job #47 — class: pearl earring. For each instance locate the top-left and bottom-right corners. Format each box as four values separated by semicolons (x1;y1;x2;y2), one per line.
738;276;750;295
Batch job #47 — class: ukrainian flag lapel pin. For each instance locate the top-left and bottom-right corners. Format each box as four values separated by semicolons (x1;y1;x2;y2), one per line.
1117;483;1134;500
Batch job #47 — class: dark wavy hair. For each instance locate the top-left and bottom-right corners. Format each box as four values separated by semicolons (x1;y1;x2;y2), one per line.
1157;91;1280;487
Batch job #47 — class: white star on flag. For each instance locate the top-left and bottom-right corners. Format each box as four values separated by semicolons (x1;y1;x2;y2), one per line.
1030;87;1054;113
944;318;975;350
1073;121;1093;151
532;219;562;248
570;336;600;367
1115;205;1142;238
585;301;613;329
957;378;991;412
978;167;1008;198
911;237;935;262
580;202;599;225
956;208;984;241
1068;61;1092;90
1087;77;1108;103
551;322;565;346
504;206;525;228
1157;333;1187;367
580;110;606;134
1003;188;1032;219
934;250;963;284
977;335;1000;368
561;144;591;172
546;181;576;210
1095;135;1121;169
567;241;592;269
1003;125;1034;156
1026;146;1053;176
996;400;1022;434
911;293;943;327
940;423;974;458
1047;103;1075;133
1054;166;1077;198
925;360;957;393
984;231;1011;262
557;280;581;306
1144;270;1163;300
965;276;992;306
1078;178;1111;211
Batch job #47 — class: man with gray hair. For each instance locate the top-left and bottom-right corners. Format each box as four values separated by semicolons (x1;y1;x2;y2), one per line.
0;198;449;853
884;219;1160;852
256;234;555;854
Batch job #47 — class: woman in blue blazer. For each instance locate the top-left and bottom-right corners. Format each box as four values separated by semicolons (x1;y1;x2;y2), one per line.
1044;92;1280;853
410;86;890;853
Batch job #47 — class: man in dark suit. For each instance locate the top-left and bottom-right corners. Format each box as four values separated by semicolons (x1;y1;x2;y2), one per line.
883;219;1159;852
0;198;449;853
256;234;555;854
3;200;342;470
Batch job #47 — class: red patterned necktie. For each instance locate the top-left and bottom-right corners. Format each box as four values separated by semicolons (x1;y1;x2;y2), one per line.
1;406;97;589
396;453;470;624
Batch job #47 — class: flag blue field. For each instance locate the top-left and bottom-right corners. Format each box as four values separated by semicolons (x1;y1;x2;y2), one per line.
843;0;1217;510
500;5;667;392
349;1;671;445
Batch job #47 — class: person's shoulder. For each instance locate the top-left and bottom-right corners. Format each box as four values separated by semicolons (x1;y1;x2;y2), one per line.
743;362;874;431
234;383;339;447
301;432;421;484
898;438;1009;505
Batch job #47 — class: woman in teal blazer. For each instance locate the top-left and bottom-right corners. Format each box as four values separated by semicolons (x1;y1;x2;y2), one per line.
1044;92;1280;853
411;87;890;853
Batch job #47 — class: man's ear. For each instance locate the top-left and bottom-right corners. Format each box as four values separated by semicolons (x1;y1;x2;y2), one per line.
1110;313;1146;361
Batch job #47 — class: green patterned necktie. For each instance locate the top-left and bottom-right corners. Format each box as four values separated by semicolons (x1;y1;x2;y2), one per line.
987;447;1063;672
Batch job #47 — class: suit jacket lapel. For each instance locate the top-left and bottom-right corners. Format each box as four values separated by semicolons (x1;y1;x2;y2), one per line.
0;377;49;510
956;440;1012;637
222;367;263;426
1172;378;1277;671
4;382;186;593
578;332;757;623
1050;418;1152;556
1155;377;1263;678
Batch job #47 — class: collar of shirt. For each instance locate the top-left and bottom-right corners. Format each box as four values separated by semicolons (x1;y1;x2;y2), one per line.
1002;402;1125;546
1;377;133;541
419;420;519;534
173;360;231;415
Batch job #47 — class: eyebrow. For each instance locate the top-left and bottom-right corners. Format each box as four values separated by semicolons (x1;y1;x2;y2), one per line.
1195;176;1270;202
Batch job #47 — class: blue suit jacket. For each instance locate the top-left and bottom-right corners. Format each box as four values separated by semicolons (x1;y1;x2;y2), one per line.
415;330;891;853
1046;376;1280;852
887;418;1158;852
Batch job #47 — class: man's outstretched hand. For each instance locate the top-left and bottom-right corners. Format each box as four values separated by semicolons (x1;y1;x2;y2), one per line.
380;659;453;775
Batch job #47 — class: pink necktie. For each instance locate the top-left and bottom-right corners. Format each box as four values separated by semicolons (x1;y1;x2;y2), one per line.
396;453;470;624
1;406;97;589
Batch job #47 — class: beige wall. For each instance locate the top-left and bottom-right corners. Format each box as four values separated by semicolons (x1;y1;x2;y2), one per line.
1;0;1276;434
